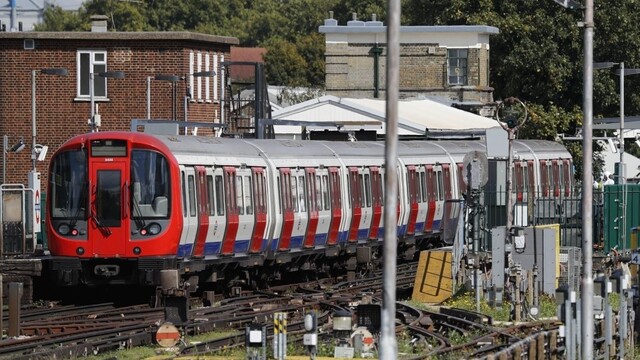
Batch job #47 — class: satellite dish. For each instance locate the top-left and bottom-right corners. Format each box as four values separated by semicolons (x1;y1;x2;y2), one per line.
462;151;488;190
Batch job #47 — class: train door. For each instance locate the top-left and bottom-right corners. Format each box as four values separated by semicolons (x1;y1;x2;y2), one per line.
313;168;332;246
368;166;383;240
406;166;419;236
277;168;294;251
205;167;226;255
191;166;210;257
432;165;446;232
327;167;342;246
563;160;572;196
303;168;319;248
221;167;239;255
552;160;561;197
413;166;428;235
291;169;309;249
89;158;128;256
234;168;256;253
441;164;454;230
177;167;198;256
424;165;436;233
347;167;361;242
249;167;267;253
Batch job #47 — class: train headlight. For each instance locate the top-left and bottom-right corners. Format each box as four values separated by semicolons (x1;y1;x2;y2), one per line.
76;247;85;255
133;247;141;255
58;223;71;235
147;223;162;235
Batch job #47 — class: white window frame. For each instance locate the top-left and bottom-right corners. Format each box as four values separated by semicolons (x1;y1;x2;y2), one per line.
77;49;108;99
196;52;203;101
447;48;468;86
205;53;211;102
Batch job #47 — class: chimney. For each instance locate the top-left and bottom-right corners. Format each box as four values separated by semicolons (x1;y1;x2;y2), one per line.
90;15;109;32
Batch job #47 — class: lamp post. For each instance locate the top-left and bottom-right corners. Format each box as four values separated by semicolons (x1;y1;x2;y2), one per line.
147;74;181;120
90;71;125;132
184;70;216;134
32;68;68;171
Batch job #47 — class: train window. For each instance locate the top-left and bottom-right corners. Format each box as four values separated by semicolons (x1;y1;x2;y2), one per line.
298;175;306;213
188;174;196;217
277;177;282;214
50;149;88;220
436;171;444;201
364;173;371;208
358;174;365;208
315;175;322;211
236;176;244;215
215;175;224;216
243;175;252;215
291;176;299;213
330;169;341;208
96;169;121;227
181;172;187;214
322;175;330;211
420;171;427;203
131;150;170;218
207;175;215;216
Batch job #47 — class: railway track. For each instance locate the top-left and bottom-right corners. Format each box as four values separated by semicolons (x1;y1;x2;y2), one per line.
0;263;559;358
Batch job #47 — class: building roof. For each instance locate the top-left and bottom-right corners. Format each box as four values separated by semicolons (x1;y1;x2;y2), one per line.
0;30;239;45
270;95;500;138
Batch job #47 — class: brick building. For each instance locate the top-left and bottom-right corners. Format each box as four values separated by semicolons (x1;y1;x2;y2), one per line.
319;14;499;116
0;15;238;186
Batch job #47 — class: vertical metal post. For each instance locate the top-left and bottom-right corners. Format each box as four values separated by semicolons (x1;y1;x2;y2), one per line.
619;62;625;181
581;1;595;358
565;294;573;360
146;76;151;120
90;72;96;132
255;63;264;137
0;274;3;339
619;278;628;359
381;0;399;359
3;135;7;184
31;70;36;171
605;274;612;359
8;282;22;337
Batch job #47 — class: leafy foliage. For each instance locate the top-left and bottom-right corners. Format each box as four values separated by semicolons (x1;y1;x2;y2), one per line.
38;0;640;158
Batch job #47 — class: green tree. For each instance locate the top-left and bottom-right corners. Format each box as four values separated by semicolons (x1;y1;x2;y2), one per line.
34;5;84;31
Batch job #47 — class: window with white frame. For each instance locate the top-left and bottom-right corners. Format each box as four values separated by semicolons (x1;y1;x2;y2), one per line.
447;49;468;86
189;50;219;102
77;50;108;98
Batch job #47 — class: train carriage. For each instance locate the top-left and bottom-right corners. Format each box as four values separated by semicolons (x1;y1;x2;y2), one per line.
45;131;574;291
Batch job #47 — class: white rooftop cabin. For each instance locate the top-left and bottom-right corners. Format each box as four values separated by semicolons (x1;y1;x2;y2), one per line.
270;95;501;139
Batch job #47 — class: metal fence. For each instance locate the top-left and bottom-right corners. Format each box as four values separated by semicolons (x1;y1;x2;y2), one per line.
476;184;640;252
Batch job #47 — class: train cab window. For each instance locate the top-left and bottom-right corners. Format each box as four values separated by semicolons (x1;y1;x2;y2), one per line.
188;175;196;217
96;170;121;227
50;149;88;219
215;175;224;216
131;150;170;218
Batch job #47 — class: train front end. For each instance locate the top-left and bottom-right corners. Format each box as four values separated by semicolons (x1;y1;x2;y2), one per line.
45;132;182;287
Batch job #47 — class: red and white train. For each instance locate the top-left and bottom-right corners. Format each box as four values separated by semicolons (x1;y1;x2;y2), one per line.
44;131;573;290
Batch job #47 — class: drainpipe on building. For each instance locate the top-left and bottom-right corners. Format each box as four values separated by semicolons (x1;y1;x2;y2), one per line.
371;44;383;99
